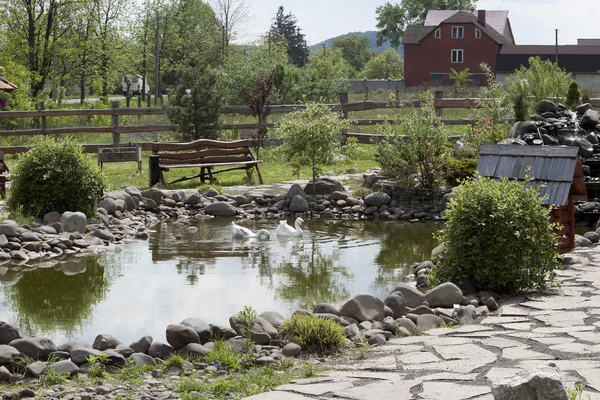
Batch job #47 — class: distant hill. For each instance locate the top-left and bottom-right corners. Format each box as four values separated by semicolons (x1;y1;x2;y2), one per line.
309;31;404;59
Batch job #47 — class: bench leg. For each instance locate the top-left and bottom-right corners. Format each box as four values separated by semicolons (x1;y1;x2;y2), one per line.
200;167;206;184
208;168;215;184
0;181;5;199
255;164;264;185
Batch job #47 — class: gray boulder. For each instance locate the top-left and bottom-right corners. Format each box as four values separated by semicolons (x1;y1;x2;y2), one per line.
178;343;211;357
98;198;117;215
70;348;101;365
491;364;568;400
0;220;20;237
42;211;61;225
26;360;46;377
61;211;86;233
57;341;92;353
185;192;202;205
289;195;309;212
313;303;341;316
416;314;442;331
282;343;301;357
93;229;115;242
340;294;385;322
304;178;345;195
584;231;599;244
344;323;360;338
204;188;220;197
368;334;387;346
0;321;21;344
575;234;593;247
364;192;391;207
48;360;79;375
534;100;557;114
210;324;237;340
141;188;163;205
166;324;200;349
9;337;57;360
384;292;407;318
107;190;136;211
425;282;463;308
92;334;121;351
146;342;174;359
124;186;142;199
286;184;308;200
258;311;285;330
0;366;11;382
180;318;212;344
391;284;425;308
130;353;156;367
0;345;19;363
204;202;237;217
115;344;134;357
581;109;600;127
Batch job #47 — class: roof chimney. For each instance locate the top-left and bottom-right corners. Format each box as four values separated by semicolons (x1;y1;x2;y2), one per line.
478;10;486;26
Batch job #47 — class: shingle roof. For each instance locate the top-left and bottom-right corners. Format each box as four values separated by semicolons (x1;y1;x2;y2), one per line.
500;45;600;55
401;10;512;45
425;10;509;38
477;144;579;206
0;77;17;92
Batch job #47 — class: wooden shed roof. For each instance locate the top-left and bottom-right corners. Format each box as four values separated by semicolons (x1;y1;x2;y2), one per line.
0;77;17;92
477;144;580;206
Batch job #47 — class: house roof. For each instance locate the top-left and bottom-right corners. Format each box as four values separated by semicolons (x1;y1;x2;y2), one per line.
497;46;600;73
477;144;580;206
0;77;17;93
425;10;509;37
500;45;600;55
401;10;512;45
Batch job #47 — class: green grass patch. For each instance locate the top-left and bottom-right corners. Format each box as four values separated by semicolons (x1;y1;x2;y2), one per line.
205;340;242;371
280;314;346;354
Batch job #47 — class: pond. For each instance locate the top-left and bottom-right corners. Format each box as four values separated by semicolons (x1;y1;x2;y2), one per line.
0;219;441;345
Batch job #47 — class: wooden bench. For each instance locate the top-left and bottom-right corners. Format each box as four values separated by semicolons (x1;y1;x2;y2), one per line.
0;152;9;199
149;139;263;186
98;143;142;173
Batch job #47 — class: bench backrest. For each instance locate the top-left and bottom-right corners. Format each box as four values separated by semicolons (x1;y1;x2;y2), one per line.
152;139;258;165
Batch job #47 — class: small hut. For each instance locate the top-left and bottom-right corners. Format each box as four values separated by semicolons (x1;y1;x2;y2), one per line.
0;76;17;93
477;144;587;253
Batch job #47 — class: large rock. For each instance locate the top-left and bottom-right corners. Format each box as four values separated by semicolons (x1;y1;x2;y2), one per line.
180;318;212;344
147;341;174;359
9;337;57;360
0;345;19;363
92;334;121;351
364;192;391;207
47;360;79;376
42;211;61;225
534;100;557;114
229;315;277;345
286;184;308;200
416;314;442;331
584;231;600;244
25;361;46;377
491;364;568;400
70;348;101;365
130;353;156;367
339;294;385;322
204;202;237;217
289;195;309;212
384;292;407;318
391;284;425;308
575;234;593;247
210;324;237;340
0;321;21;344
178;343;211;357
282;343;301;357
98;198;117;215
304;178;345;195
424;282;463;308
61;211;86;234
258;311;285;330
56;341;92;353
313;304;341;317
166;324;200;349
0;220;20;237
141;188;163;205
107;190;136;211
581;109;600;127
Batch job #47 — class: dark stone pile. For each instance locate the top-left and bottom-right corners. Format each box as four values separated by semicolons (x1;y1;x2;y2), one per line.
507;100;600;157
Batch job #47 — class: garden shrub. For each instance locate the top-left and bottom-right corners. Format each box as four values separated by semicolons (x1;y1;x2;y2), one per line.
565;80;581;109
376;94;449;189
443;157;478;187
280;314;346;354
8;138;106;217
430;176;560;294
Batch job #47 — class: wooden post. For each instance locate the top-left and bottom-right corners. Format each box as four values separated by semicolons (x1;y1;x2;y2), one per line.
147;94;151;108
339;92;349;143
364;78;368;101
396;85;400;108
111;100;120;145
126;95;131;108
137;96;142;120
149;154;160;187
434;90;444;117
39;102;46;133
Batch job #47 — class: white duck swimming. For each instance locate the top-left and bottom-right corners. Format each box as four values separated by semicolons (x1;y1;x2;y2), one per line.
277;218;304;237
231;221;271;239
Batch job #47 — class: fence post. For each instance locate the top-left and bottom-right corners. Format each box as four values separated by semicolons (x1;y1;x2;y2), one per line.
149;154;160;187
39;101;46;133
126;94;131;108
434;90;443;117
396;85;400;108
147;94;151;108
364;78;368;101
111;100;120;145
137;96;142;121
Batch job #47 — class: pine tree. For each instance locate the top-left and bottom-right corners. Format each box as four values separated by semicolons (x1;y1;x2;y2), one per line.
270;6;309;67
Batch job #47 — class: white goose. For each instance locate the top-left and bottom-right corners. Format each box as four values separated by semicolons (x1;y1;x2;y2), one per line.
231;221;271;239
277;218;304;237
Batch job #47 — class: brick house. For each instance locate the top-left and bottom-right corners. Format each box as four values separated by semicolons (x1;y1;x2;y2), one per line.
402;10;515;86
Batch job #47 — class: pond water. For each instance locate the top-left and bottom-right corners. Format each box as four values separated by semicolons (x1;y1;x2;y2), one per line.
0;219;440;345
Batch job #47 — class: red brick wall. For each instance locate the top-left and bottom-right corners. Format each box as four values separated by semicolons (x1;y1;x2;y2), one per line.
404;23;500;87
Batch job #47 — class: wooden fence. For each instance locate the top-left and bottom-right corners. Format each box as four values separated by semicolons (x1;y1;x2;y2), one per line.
0;96;593;154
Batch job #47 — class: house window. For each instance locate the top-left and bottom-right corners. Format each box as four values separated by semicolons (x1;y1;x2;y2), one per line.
452;26;464;38
451;49;463;63
435;28;441;39
431;74;444;83
472;74;484;83
475;28;481;38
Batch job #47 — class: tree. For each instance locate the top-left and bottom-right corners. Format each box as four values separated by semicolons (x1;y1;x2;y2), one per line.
359;48;403;79
275;103;352;185
270;6;309;67
449;67;472;97
303;48;352;102
246;69;275;155
331;34;372;73
565;80;581;109
375;0;478;48
210;0;249;51
167;58;221;141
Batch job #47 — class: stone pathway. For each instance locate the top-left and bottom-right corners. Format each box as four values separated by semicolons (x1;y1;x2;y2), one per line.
244;246;600;400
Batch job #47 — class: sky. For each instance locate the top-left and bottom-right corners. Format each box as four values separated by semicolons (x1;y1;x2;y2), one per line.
236;0;600;46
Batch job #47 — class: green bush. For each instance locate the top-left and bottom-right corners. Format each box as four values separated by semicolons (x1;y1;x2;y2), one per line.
8;138;106;217
443;157;478;187
565;80;581;109
280;314;346;354
430;176;560;294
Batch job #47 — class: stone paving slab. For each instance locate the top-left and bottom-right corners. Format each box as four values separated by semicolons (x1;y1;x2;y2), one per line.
501;346;554;360
418;382;491;400
534;311;589;326
476;337;526;349
403;357;497;373
399;352;441;364
276;381;355;396
244;392;312;400
332;379;419;400
433;344;496;360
